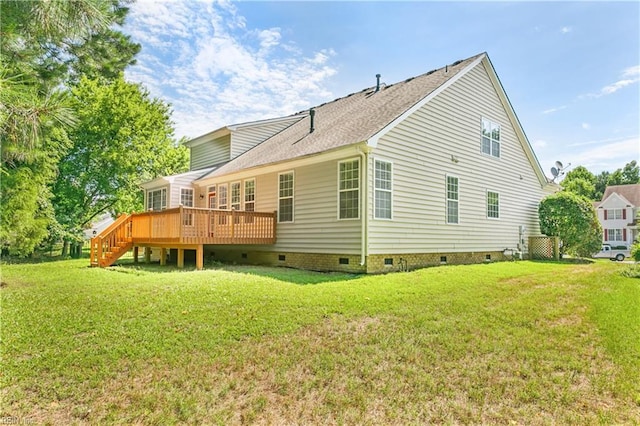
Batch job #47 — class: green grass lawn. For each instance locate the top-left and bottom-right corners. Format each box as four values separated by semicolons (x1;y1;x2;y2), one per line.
1;259;639;424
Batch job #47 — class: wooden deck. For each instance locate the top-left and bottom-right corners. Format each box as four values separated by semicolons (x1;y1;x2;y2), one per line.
90;207;277;269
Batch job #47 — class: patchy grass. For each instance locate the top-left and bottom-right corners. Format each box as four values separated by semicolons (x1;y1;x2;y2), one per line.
1;259;638;424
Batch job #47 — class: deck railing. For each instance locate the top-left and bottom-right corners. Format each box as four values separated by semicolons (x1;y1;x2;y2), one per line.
130;206;277;245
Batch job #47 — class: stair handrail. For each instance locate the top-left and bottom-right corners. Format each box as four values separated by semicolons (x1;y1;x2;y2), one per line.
90;213;132;266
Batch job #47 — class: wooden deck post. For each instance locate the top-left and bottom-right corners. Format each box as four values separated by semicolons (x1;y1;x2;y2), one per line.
177;248;184;269
196;245;203;270
160;247;167;266
144;247;151;263
133;246;139;264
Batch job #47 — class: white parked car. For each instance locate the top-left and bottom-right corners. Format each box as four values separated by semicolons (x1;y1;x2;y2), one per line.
593;244;629;261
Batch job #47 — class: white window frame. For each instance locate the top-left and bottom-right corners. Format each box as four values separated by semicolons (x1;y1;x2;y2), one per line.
606;229;624;241
278;171;294;223
374;158;392;220
481;117;501;158
487;190;499;219
146;187;167;211
446;175;459;225
338;158;360;220
230;181;241;211
606;209;623;220
218;184;228;210
180;187;194;207
244;179;255;212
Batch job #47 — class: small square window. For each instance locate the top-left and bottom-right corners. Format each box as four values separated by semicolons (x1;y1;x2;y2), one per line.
440;256;447;263
384;258;393;266
339;257;349;265
278;254;286;261
241;253;248;259
485;254;491;261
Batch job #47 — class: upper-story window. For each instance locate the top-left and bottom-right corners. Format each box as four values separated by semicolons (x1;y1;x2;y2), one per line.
244;179;255;212
339;159;360;219
605;209;624;220
147;188;167;211
231;182;241;210
481;118;500;158
446;175;459;224
374;159;392;219
278;172;294;222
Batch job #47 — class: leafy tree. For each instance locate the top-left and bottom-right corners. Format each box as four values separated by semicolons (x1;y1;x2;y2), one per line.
594;171;610;201
538;192;602;257
621;160;640;184
52;76;189;254
0;0;140;256
560;166;597;200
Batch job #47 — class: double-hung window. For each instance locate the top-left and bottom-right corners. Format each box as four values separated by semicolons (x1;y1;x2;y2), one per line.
481;118;500;158
180;188;194;226
606;229;624;241
244;179;255;212
446;175;459;224
146;188;167;211
487;191;499;219
218;184;228;210
208;185;216;209
278;172;294;222
374;159;392;219
230;182;241;211
339;159;359;219
605;209;623;220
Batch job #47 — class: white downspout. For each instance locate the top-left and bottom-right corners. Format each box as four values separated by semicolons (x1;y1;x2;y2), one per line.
358;146;369;268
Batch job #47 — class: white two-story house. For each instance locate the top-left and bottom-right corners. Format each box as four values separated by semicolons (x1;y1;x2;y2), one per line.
595;184;640;248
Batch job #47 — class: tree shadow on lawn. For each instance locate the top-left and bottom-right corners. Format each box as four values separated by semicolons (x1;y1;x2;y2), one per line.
109;259;363;285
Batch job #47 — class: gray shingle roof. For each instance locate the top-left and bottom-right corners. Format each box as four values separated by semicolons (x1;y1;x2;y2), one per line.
204;52;485;178
599;184;640;207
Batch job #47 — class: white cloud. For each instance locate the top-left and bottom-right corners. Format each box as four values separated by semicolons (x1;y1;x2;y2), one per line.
584;64;640;98
542;105;567;114
124;1;337;139
561;26;572;34
532;139;548;149
569;136;640;172
581;122;590;130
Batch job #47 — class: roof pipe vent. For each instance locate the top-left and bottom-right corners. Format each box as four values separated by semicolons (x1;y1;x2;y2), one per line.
309;108;315;133
375;74;381;92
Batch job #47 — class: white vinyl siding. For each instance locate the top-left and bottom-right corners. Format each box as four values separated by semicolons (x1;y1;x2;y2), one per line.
190;135;231;170
230;117;302;159
374;159;392;219
338;159;360;219
446;176;459;224
208;155;360;254
278;172;294;222
487;191;499;219
367;61;545;254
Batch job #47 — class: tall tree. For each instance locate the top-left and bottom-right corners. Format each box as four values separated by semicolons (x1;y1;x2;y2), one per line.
52;76;188;254
538;192;602;257
0;0;140;255
560;166;597;200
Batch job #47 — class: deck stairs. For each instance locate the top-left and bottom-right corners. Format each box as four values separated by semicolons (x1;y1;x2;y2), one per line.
89;214;133;267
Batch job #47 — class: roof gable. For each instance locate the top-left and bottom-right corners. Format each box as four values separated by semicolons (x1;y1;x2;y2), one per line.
599;184;640;207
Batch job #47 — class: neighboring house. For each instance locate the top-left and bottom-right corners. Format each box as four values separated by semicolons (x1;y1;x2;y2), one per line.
91;52;557;272
594;184;640;247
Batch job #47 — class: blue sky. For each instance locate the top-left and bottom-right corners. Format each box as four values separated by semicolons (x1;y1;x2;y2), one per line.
123;1;639;177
